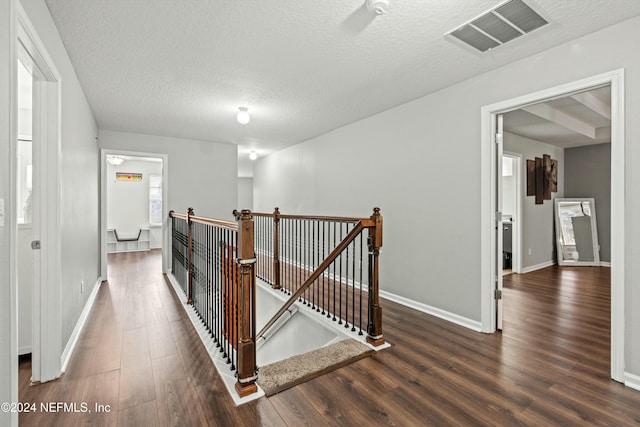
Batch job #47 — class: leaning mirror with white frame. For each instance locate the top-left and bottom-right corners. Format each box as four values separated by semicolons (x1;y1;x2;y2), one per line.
554;198;600;266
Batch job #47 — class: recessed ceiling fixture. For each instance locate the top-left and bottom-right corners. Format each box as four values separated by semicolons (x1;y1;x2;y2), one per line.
366;0;390;15
106;155;124;166
249;151;258;161
446;0;548;53
237;107;250;124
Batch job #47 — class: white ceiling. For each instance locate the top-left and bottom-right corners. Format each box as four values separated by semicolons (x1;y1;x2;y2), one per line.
43;0;640;176
504;86;611;149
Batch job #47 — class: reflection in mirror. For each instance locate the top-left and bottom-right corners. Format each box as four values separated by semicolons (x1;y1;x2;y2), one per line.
554;198;600;266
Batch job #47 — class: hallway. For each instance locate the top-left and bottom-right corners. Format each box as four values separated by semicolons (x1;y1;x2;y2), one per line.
18;251;640;426
19;250;282;426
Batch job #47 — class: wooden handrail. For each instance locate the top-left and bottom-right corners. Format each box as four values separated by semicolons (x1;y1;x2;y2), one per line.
169;210;237;231
170;211;188;221
252;211;364;222
190;214;237;230
257;221;366;340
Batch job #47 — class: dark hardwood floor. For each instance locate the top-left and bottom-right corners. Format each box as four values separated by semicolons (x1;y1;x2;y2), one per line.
19;252;640;426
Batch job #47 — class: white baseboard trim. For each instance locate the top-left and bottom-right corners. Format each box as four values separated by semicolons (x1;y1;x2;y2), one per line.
19;346;32;356
521;260;556;274
379;290;482;332
61;278;102;372
164;273;265;406
165;273;188;304
624;372;640;391
600;261;611;267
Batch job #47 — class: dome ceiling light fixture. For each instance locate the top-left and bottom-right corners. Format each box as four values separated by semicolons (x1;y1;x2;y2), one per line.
106;155;124;166
237;107;250;124
249;151;258;160
366;0;390;15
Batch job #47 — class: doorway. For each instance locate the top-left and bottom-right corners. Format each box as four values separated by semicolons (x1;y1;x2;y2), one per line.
100;150;169;280
501;152;522;276
480;69;625;383
14;3;64;385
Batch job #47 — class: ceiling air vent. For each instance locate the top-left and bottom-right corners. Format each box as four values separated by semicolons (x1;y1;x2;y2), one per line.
446;0;548;52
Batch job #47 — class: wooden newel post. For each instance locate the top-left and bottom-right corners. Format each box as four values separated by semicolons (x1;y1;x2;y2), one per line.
367;207;385;347
235;209;258;397
187;207;194;304
273;207;281;289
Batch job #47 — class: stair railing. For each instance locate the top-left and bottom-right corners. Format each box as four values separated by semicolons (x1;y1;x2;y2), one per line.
250;207;384;347
169;209;258;397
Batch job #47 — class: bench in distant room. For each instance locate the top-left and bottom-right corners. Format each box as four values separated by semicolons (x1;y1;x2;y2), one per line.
113;229;142;242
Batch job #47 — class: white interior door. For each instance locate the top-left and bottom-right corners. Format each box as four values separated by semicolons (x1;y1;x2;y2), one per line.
16;58;34;358
18;14;64;380
495;114;504;330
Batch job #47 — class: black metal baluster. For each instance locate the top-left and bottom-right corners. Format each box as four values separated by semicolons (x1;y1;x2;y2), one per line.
302;219;307;304
207;225;212;335
359;232;363;335
345;231;350;329
304;220;312;307
321;220;325;312
264;215;268;283
218;226;223;348
316;220;320;312
195;223;200;316
338;222;343;325
282;218;287;294
224;229;230;363
231;231;236;372
367;233;372;340
296;219;301;300
332;222;337;321
351;237;356;331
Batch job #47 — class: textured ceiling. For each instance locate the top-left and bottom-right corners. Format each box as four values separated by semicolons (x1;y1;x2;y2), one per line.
43;0;640;176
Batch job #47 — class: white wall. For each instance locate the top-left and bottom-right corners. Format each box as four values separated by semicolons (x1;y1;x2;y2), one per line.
254;16;640;377
504;133;565;269
238;177;253;212
99;130;238;220
107;159;163;248
0;1;17;423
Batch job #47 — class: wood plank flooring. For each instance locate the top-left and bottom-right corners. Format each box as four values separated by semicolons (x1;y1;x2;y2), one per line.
19;252;640;426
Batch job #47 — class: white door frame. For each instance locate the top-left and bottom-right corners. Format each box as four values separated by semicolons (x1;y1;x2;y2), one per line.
502;151;523;274
100;149;170;280
480;69;625;382
15;3;63;383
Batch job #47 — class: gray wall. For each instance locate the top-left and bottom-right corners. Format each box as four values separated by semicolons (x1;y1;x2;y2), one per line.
106;159;164;248
2;0;101;418
565;143;611;263
99;130;238;220
20;0;101;362
504;132;564;270
254;16;640;377
238;177;254;212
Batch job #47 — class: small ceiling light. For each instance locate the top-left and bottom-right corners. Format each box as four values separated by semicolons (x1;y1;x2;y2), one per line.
107;155;124;166
366;0;390;15
249;151;258;161
237;107;250;124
